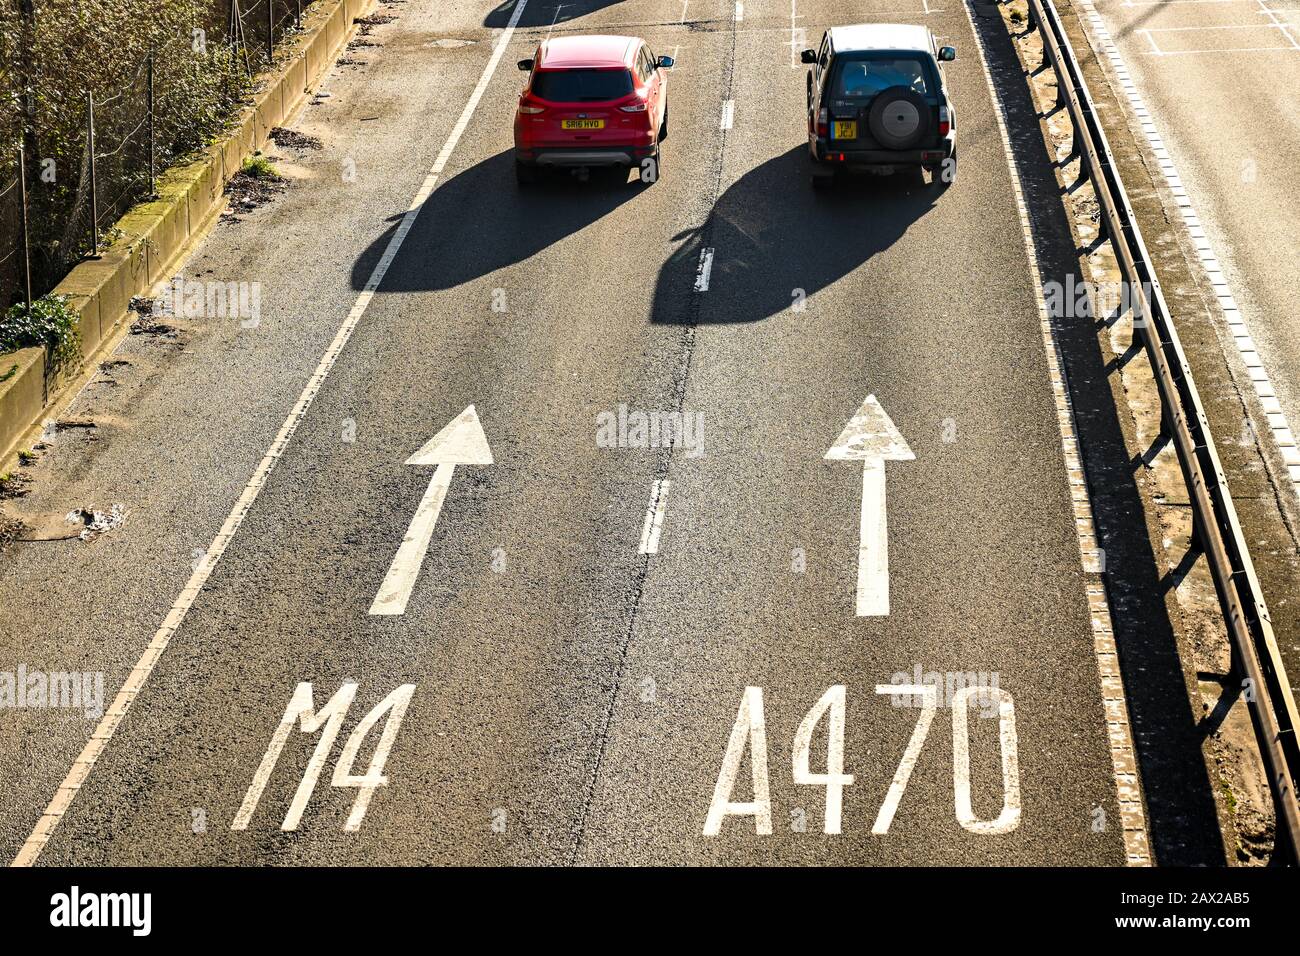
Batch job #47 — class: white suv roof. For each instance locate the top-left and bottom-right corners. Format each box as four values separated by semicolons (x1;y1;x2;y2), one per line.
828;23;932;54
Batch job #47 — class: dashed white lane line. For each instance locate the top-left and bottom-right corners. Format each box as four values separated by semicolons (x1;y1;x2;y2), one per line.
790;0;805;67
694;247;715;292
962;0;1150;865
639;480;672;554
789;28;807;67
10;0;535;867
545;2;564;38
1079;0;1300;493
720;99;735;130
735;1;744;19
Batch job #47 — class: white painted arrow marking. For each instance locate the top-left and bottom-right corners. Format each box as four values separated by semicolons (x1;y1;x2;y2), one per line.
369;405;493;617
825;395;914;616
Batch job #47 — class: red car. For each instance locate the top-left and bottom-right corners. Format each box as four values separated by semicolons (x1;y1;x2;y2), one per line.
513;34;672;184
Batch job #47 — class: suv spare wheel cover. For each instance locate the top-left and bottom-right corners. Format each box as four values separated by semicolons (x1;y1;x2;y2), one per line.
868;86;930;149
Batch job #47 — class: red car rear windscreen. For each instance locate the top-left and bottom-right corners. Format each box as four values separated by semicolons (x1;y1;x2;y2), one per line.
531;69;635;103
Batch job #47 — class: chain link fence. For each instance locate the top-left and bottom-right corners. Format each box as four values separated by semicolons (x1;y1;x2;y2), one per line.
1;0;319;311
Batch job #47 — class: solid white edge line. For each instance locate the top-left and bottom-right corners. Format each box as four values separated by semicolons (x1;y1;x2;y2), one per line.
1077;0;1300;494
961;0;1151;866
11;0;533;868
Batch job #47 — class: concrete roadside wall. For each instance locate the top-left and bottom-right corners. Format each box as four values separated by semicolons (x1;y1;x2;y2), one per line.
0;0;376;461
0;348;44;457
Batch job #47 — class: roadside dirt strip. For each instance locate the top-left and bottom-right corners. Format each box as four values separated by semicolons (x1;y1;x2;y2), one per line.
0;0;380;465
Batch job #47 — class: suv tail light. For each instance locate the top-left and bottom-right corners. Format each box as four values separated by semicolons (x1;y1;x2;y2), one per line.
938;105;950;137
817;107;828;137
619;101;648;113
519;96;545;115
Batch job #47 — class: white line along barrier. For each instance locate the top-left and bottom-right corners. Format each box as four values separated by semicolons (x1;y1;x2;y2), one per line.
962;0;1152;864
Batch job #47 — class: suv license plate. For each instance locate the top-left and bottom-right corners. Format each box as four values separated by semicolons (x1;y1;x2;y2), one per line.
562;119;605;130
832;120;857;139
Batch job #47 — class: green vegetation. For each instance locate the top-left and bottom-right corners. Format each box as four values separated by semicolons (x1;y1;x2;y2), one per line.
0;295;81;374
1220;778;1238;815
0;1;259;304
0;469;31;501
241;154;281;180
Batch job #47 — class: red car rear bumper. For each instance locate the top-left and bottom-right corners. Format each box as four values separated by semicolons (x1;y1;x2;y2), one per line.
515;144;658;167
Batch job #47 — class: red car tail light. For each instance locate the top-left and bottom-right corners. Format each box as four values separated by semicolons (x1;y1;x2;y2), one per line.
619;101;648;113
519;96;545;115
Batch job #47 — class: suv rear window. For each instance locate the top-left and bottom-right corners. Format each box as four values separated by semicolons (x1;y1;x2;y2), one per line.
531;69;634;102
830;55;931;99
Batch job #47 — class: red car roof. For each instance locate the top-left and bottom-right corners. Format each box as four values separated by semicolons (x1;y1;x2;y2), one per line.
537;34;638;69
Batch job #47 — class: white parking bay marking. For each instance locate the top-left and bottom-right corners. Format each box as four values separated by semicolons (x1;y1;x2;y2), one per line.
735;2;744;20
639;480;671;554
825;395;914;617
1258;0;1300;51
694;247;715;292
370;406;494;617
720;99;735;130
11;0;534;867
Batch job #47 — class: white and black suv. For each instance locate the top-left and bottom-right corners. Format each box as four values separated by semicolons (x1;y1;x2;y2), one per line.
801;24;956;190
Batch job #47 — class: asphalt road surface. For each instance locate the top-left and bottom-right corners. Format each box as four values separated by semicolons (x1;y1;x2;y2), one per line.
0;0;1152;865
1081;0;1300;495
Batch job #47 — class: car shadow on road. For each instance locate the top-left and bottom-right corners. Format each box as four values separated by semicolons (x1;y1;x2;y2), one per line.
485;0;626;28
650;145;939;325
349;149;645;294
